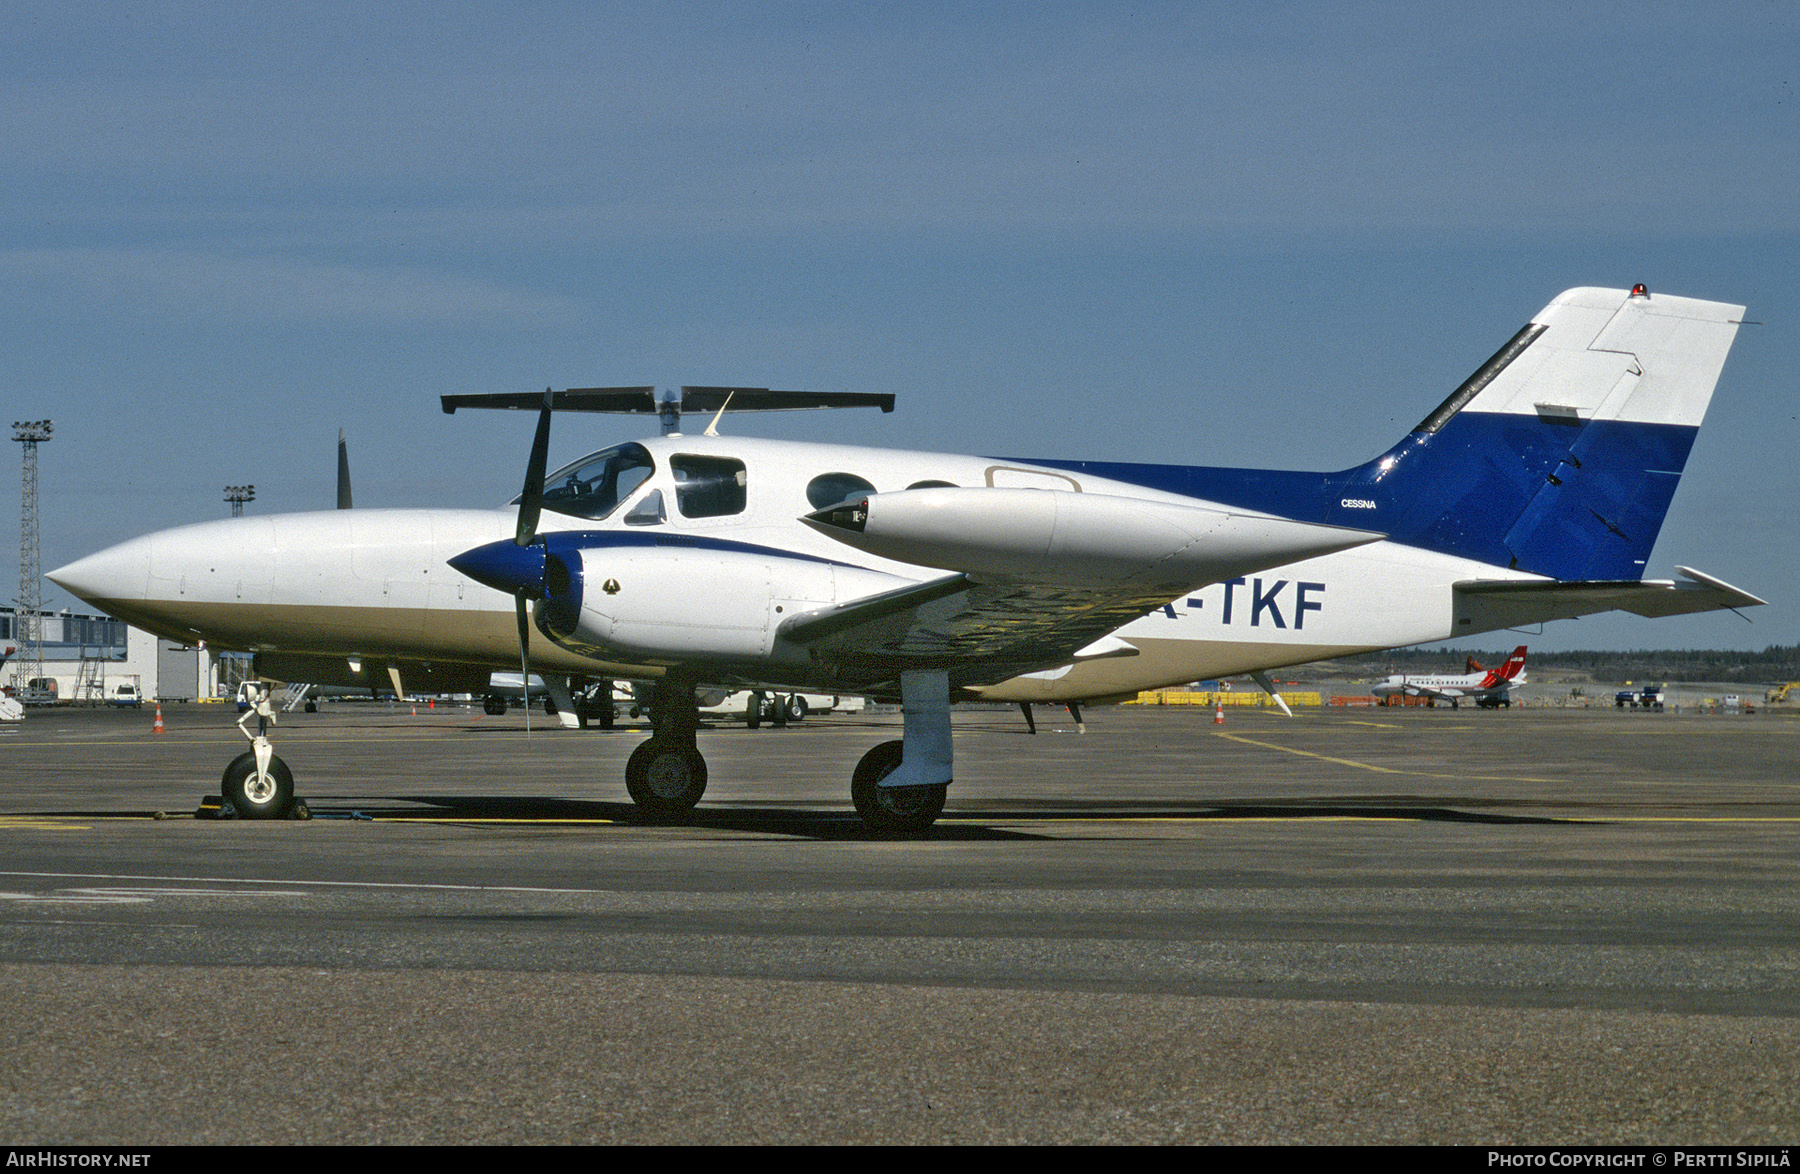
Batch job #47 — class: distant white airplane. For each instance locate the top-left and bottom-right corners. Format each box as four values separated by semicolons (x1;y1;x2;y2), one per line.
1372;645;1528;708
49;285;1765;830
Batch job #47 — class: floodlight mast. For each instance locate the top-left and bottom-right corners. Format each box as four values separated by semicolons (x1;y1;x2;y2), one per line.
224;485;256;518
12;420;52;694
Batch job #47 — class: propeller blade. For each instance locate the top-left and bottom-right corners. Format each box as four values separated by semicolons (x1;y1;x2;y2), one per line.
516;592;533;738
336;428;353;509
516;388;553;547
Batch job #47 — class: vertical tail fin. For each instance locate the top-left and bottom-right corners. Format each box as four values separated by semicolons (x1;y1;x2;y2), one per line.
1016;287;1745;587
1338;287;1745;580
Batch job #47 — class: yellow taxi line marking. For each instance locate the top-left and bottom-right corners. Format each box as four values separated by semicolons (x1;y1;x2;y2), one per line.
1212;731;1557;783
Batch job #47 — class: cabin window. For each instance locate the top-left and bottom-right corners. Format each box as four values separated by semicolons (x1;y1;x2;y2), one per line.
533;443;655;521
672;454;747;518
806;472;876;509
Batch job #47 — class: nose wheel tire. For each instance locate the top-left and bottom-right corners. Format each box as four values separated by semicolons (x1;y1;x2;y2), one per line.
220;751;296;820
625;739;708;820
851;740;946;834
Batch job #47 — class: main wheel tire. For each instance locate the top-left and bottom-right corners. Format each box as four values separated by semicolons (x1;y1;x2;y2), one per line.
625;739;708;820
483;695;507;716
220;751;296;820
851;740;946;834
746;694;761;730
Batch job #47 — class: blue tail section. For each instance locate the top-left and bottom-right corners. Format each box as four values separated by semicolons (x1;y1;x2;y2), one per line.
1028;287;1744;581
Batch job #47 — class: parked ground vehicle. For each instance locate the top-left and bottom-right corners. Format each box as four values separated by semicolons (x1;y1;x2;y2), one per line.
1615;686;1665;711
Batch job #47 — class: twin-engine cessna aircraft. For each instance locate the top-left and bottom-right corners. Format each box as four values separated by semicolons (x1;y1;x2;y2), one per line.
49;286;1763;830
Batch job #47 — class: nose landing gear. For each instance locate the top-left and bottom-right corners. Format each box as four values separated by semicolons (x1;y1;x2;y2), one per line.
214;682;302;819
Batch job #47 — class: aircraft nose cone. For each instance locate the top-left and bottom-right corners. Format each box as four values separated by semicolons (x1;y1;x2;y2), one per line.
449;538;546;598
47;537;152;607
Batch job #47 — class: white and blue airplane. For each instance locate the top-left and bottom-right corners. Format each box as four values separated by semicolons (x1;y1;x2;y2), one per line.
48;285;1763;830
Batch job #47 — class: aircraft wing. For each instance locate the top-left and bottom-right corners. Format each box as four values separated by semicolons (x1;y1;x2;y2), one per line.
779;574;1181;689
789;486;1384;690
1453;565;1766;631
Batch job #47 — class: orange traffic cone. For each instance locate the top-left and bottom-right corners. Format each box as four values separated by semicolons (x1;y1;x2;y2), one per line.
1213;700;1225;725
152;704;165;735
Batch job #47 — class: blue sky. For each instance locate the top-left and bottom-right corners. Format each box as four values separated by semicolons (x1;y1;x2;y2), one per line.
6;2;1796;652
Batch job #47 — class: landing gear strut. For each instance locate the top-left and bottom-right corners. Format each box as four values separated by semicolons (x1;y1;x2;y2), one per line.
624;679;707;820
615;674;951;833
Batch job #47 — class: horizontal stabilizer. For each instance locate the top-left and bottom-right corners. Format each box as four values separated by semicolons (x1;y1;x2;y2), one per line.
1454;566;1765;631
441;387;893;415
677;387;894;413
442;387;656;414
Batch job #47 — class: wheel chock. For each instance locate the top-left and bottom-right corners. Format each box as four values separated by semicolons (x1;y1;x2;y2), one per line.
194;794;312;820
196;794;236;820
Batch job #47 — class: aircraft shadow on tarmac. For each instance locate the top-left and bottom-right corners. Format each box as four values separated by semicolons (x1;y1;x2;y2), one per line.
260;794;1586;840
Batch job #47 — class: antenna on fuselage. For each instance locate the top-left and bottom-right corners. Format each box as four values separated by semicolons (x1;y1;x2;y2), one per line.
702;391;735;437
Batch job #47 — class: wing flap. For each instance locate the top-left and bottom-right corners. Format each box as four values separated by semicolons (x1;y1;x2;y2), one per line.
777;573;972;643
786;576;1181;688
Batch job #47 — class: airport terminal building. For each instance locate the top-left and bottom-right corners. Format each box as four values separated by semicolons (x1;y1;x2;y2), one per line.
2;606;218;704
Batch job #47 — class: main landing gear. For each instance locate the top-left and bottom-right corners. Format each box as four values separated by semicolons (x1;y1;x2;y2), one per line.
624;680;708;820
851;740;946;833
618;671;954;834
848;670;951;833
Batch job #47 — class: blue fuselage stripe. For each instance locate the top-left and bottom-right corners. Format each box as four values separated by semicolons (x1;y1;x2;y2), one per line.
1022;411;1698;579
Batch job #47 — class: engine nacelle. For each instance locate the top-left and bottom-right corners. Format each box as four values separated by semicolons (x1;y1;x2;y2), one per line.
534;535;913;665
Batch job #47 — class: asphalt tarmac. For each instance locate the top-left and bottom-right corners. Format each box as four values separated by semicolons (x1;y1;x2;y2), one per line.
2;699;1797;1144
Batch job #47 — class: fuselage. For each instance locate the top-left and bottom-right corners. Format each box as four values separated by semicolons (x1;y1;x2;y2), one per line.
49;432;1546;702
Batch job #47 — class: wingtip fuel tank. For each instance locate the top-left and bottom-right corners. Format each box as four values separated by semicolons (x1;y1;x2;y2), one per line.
803;487;1384;591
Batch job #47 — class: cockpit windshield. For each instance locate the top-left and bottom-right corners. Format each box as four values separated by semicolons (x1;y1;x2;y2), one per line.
519;442;656;521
